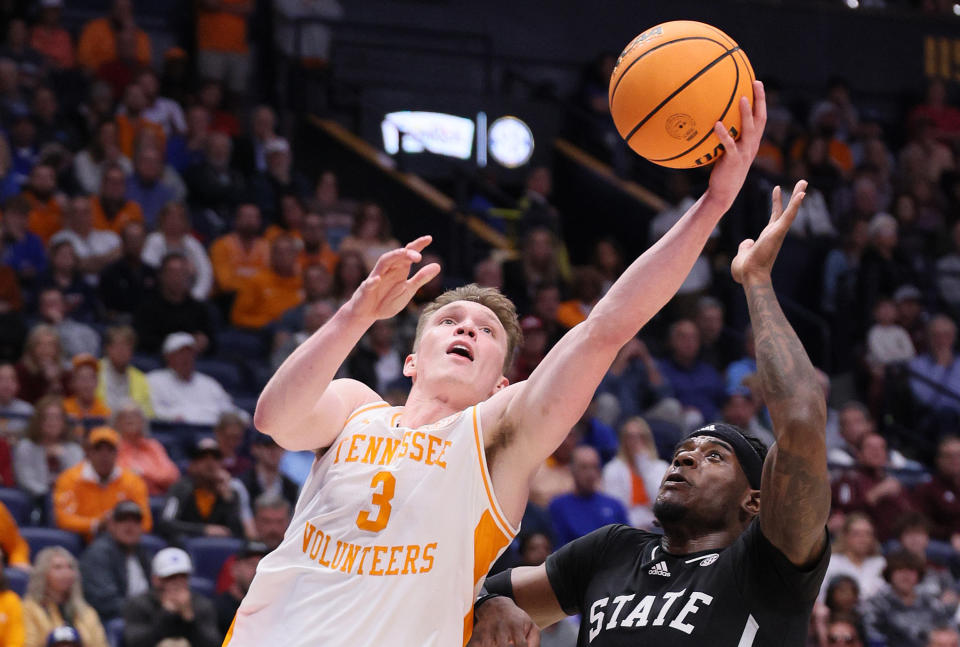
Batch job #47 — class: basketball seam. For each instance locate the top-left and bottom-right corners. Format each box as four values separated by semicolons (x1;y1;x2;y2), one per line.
623;45;741;144
609;36;728;107
648;50;742;163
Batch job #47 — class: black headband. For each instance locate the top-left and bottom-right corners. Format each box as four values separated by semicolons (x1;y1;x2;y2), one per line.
685;423;765;489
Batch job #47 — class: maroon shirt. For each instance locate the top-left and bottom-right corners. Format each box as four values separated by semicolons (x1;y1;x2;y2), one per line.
914;474;960;541
832;466;916;541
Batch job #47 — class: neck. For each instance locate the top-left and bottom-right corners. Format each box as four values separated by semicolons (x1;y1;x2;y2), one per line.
659;520;745;555
400;386;472;428
47;590;68;605
847;552;867;566
933;349;954;366
896;589;915;605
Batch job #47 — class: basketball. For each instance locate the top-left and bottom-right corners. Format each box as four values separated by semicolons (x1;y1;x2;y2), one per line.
608;20;755;169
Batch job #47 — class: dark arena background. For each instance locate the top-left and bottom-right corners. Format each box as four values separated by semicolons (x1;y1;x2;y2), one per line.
0;0;959;645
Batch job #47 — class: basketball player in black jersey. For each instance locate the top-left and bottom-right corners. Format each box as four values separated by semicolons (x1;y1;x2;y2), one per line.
470;179;830;647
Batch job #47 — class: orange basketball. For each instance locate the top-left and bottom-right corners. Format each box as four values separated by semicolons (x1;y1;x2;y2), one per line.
609;20;755;169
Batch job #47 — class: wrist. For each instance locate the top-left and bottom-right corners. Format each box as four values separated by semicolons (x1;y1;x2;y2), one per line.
338;300;378;328
741;273;773;289
702;186;735;214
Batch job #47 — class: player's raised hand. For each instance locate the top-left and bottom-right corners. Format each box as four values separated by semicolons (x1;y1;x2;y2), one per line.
347;235;441;321
731;180;807;285
468;597;540;647
707;79;767;208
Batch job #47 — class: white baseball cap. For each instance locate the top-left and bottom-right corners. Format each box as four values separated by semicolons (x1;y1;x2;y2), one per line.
162;332;196;355
152;547;193;578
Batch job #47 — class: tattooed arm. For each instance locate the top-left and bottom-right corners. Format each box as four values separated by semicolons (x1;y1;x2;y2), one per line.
733;180;830;567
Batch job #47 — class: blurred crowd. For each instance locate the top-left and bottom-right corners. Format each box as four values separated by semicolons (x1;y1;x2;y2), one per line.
0;1;959;647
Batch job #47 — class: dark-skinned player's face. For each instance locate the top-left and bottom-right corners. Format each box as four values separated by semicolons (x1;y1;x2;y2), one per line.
653;436;756;529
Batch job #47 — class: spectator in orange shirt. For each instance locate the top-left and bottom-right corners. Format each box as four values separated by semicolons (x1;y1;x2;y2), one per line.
53;426;151;542
0;498;30;569
31;0;74;70
90;163;143;234
196;0;253;95
23;164;63;244
76;0;152;73
556;266;604;329
114;84;165;159
230;235;303;329
114;400;179;496
0;553;24;647
63;354;111;430
209;203;269;296
298;211;338;274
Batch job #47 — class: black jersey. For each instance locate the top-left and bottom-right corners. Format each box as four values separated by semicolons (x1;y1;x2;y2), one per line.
544;521;829;646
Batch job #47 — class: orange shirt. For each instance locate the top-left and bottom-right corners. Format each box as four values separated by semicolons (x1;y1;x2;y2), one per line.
91;196;143;234
115;114;166;159
197;0;251;53
556;300;589;329
230;269;303;328
25;195;62;244
31;25;75;68
53;461;152;541
0;501;29;566
117;436;181;496
63;397;112;421
209;233;270;293
299;245;339;275
76;18;151;71
0;591;24;647
789;136;854;174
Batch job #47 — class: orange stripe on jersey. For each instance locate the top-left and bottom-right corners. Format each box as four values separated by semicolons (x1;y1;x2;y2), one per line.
221;615;236;646
343;402;390;426
464;510;512;645
470;407;513;537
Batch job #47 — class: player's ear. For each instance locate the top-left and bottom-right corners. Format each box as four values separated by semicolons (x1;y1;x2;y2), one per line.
489;375;509;396
742;489;760;518
402;353;417;379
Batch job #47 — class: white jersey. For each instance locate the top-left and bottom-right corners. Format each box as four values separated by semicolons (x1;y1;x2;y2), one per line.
224;401;518;647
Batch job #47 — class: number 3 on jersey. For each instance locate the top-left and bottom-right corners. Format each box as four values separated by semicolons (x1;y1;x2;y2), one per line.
356;471;396;532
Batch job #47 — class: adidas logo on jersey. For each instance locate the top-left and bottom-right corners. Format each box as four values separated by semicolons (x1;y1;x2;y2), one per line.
648;561;671;577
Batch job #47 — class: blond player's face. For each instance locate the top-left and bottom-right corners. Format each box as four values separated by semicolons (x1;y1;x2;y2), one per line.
408;301;508;398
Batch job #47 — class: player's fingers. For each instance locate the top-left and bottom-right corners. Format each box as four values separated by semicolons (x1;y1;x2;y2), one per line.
738;95;754;139
524;622;541;647
769;186;782;224
714;121;737;156
406;262;441;292
753;80;766;130
779;181;808;229
737;238;755;255
405;235;433;253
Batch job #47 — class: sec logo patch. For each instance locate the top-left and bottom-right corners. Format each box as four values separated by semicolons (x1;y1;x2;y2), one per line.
666;114;697;141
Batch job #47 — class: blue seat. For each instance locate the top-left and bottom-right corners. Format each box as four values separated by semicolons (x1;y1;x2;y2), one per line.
4;567;28;596
217;328;266;360
139;533;168;559
0;488;31;525
184;536;244;582
131;354;162;373
105;617;125;647
196;358;245;393
189;576;216;598
21;527;84;558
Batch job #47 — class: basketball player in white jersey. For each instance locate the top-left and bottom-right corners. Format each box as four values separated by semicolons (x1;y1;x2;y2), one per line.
223;81;768;647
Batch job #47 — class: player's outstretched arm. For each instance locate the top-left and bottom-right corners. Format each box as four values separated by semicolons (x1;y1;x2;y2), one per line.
733;181;831;567
254;236;440;451
487;82;768;474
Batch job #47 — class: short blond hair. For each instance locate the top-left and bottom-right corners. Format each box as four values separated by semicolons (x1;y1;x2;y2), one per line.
414;284;522;372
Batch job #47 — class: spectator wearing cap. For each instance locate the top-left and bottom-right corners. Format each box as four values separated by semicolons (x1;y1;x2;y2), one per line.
45;625;81;647
0;497;30;569
114;401;179;495
909;315;960;417
215;493;290;593
63;355;111;430
14;396;83;502
23;546;108;647
214;540;267;634
122;547;220;647
147;333;235;426
158;437;244;543
831;433;917;541
230;235;303;329
30;0;73;70
1;195;47;281
657;319;725;427
133;254;213;356
0;552;24;646
862;550;952;647
76;0;152;73
49;196;122;279
595;335;668;424
90;163;144;235
141;203;212;300
79;500;152;622
98;222;156;324
238;434;298;511
53;426;152;542
96;327;152;416
548;445;628;547
251;138;310;224
0;361;34;438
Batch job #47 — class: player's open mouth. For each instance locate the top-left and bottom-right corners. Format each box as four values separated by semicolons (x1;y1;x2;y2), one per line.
446;343;474;361
664;473;690;486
